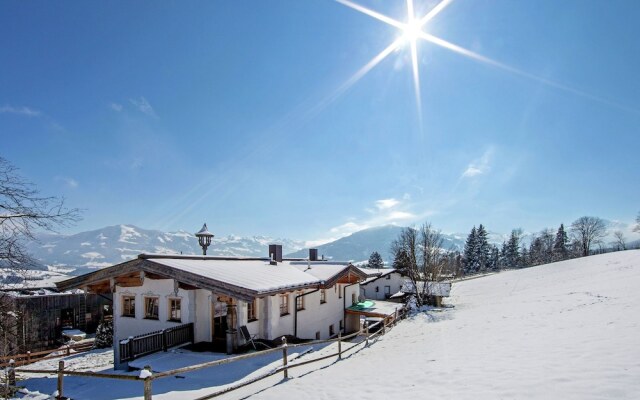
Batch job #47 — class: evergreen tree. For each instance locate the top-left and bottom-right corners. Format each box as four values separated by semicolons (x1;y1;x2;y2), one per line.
504;229;522;268
529;236;544;266
368;251;384;269
463;226;478;274
488;245;500;271
553;224;569;261
93;318;113;349
476;224;490;271
392;247;411;275
520;245;529;268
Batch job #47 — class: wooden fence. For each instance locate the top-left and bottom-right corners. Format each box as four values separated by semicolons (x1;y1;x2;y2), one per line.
11;308;406;400
119;323;194;362
0;341;95;368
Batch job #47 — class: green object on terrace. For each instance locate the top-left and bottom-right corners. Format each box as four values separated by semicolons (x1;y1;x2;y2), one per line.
353;300;375;309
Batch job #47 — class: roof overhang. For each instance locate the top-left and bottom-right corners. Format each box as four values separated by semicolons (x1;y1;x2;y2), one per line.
55;258;324;302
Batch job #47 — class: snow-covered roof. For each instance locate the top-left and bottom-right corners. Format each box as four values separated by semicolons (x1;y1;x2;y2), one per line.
356;267;397;278
401;280;452;297
57;254;367;300
149;258;321;293
289;261;351;281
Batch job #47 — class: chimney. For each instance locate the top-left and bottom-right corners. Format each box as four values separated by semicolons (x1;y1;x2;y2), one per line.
268;244;283;263
309;248;318;261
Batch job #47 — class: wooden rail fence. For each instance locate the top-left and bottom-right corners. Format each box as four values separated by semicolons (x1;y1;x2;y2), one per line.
119;322;194;362
0;341;95;368
10;308;406;400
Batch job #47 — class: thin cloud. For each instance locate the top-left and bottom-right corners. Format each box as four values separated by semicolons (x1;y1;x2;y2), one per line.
326;197;420;241
129;97;156;117
375;198;400;210
110;102;123;112
56;176;79;189
0;105;41;117
461;147;494;179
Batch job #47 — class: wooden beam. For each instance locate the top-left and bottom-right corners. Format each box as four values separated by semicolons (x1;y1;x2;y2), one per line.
178;282;199;291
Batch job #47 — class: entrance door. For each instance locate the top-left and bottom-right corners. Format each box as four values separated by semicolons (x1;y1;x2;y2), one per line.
213;316;228;340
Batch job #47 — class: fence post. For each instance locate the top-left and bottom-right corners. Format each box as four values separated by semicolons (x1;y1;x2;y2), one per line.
365;322;369;347
66;345;71;356
394;309;399;325
162;329;168;352
281;337;288;379
8;359;15;387
26;351;31;364
143;365;153;400
57;360;64;400
127;336;134;361
382;319;386;335
338;332;342;360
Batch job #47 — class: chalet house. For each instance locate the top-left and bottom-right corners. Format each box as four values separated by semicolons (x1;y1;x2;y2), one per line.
57;245;368;369
358;267;407;301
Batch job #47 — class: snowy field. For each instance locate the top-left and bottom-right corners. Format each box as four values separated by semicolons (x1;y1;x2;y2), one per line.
15;250;640;399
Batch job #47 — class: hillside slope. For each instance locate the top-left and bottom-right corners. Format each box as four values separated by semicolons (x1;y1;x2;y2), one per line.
250;250;640;399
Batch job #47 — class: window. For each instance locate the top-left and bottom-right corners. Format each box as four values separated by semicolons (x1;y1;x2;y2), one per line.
320;289;326;304
351;292;357;305
384;286;391;298
296;292;305;311
122;296;135;317
375;286;379;292
329;324;335;336
248;299;257;321
315;331;320;340
338;285;342;298
168;298;181;322
144;297;159;320
280;294;289;316
339;319;344;330
386;274;391;280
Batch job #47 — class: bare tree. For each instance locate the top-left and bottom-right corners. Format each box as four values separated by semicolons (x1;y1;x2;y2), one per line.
570;216;607;257
0;157;80;368
391;223;447;307
613;230;626;251
634;212;640;233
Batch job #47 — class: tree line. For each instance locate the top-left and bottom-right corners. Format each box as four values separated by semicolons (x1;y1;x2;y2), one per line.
459;215;638;275
377;213;640;288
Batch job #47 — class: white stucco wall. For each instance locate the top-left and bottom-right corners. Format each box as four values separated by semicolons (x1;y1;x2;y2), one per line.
194;289;211;343
114;279;195;343
361;273;405;300
114;278;362;350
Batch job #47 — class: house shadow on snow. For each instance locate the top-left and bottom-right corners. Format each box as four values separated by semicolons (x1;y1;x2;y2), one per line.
19;344;330;400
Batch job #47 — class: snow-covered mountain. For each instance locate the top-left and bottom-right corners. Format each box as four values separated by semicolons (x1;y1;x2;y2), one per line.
287;225;469;263
26;225;305;276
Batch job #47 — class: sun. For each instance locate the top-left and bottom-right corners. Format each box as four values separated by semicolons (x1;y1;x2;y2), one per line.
402;18;423;43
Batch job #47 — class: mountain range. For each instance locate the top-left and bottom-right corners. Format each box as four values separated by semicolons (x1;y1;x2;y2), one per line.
25;222;637;276
26;225;305;276
25;224;501;276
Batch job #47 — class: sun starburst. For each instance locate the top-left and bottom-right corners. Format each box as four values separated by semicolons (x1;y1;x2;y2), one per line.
336;0;637;124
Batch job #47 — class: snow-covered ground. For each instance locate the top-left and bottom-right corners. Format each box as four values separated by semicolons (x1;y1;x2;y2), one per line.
15;250;640;399
237;250;640;400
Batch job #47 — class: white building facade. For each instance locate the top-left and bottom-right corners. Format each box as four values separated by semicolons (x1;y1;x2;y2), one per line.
358;268;407;300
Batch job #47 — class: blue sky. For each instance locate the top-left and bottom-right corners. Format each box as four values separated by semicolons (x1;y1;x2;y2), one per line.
2;0;639;244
